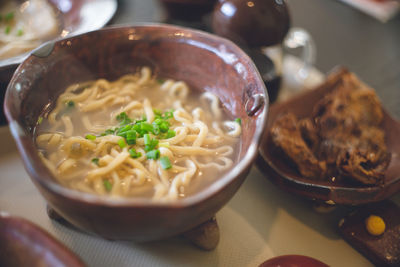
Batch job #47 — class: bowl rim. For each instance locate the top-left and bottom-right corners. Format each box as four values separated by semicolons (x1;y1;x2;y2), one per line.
5;23;269;208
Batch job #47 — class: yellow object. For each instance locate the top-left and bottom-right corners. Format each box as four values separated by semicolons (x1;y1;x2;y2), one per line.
365;215;386;236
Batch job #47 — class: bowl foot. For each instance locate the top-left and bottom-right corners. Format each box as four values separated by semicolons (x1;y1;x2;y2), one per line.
182;216;219;250
46;205;79;231
47;205;220;248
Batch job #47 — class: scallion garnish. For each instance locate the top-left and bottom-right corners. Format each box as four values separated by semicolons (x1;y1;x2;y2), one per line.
126;130;137;145
85;134;96;140
103;180;112;191
146;149;160;160
17;29;23;36
101;128;115;136
235;118;242;125
144;134;151;145
165;129;176;139
5;26;11;34
129;148;141;158
153;109;162;116
66;100;75;107
140;122;153;133
116;112;131;125
91;157;99;165
5;12;14;22
118;138;127;148
37;116;43;125
160;156;172;170
95;111;176;161
143;134;158;151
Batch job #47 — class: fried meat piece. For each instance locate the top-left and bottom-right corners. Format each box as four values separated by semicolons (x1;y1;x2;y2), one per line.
336;127;391;185
270;113;327;179
269;71;390;185
337;146;391;185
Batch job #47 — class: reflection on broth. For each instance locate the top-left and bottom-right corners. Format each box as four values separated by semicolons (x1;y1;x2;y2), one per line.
36;67;241;201
0;0;60;60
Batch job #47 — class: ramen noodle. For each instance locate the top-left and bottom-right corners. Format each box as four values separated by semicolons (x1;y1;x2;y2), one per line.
36;67;241;201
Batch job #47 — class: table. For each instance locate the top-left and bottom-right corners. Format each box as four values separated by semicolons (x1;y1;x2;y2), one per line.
2;1;400;266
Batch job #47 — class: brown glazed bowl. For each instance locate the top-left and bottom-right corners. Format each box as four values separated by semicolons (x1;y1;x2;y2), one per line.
212;0;291;47
257;68;400;205
4;24;268;241
0;212;85;267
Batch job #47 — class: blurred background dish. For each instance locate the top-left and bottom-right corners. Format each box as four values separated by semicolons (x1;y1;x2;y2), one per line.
0;0;117;68
0;0;117;124
258;67;400;205
0;212;85;267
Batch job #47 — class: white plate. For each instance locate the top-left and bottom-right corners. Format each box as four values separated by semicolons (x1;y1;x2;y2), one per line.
0;0;117;69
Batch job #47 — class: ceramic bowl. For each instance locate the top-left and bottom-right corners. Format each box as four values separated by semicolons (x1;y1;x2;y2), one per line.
0;212;85;267
257;68;400;205
4;24;268;241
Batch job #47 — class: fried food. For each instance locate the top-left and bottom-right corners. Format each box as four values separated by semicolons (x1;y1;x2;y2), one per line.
270;72;391;185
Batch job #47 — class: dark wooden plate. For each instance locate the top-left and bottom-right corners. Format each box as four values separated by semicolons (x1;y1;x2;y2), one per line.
257;67;400;205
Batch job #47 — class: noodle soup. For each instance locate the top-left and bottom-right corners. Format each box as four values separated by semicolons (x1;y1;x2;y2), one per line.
36;67;241;201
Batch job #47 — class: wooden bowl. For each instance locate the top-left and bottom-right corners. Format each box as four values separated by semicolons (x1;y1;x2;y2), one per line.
257;68;400;205
3;24;268;241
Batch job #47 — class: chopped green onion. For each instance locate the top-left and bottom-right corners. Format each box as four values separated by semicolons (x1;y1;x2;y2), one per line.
159;121;169;133
129;148;142;158
126;130;137;145
160;156;172;170
153;118;163;125
17;29;23;36
146;149;160;160
118;138;127;148
91;158;99;165
143;134;158;151
235;118;242;125
101;128;115;136
144;134;151;145
152;124;160;135
153;109;162;116
85;134;96;140
66;100;75;107
157;78;165;84
135;117;147;123
140;122;153;133
165;129;176;139
5;26;11;34
116;124;132;136
116;112;132;125
37;116;43;124
116;112;128;121
103;180;112;191
163;110;174;119
5;12;14;22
